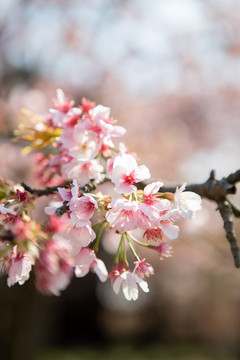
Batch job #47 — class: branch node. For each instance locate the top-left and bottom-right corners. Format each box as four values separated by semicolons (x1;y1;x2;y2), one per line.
209;169;215;180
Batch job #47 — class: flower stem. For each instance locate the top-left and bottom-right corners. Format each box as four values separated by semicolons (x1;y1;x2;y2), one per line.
125;232;140;261
93;223;104;252
128;233;151;248
114;234;124;264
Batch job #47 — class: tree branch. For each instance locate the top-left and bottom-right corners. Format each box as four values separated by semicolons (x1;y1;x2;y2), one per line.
21;181;72;197
156;170;237;201
139;169;240;268
217;200;240;268
21;176;110;198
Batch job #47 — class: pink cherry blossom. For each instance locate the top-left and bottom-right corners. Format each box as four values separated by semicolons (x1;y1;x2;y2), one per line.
111;153;150;194
153;242;173;260
61;108;82;129
74;247;96;277
50;107;82;129
7;249;34;287
74;248;108;282
35;237;73;296
158;216;179;240
67;126;101;162
79;97;95;113
113;270;149;301
49;89;75;127
134;259;154;279
138;210;156;229
139;181;164;220
106;198;139;233
69;193;98;227
174;183;202;219
57;187;72;202
106;142;128;178
144;228;163;242
150;207;179;240
63;225;96;257
89;105;126;138
62;159;104;186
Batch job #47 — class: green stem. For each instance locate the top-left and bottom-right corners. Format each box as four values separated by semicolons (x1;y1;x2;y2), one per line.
125;233;140;261
92;220;105;229
123;235;128;266
128;233;151;248
114;234;124;264
93;223;104;252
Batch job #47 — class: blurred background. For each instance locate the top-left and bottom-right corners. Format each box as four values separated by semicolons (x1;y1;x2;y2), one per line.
1;0;240;359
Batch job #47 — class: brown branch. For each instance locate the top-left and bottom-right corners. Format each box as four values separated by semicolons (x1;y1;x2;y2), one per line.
54;176;110;216
55;201;69;216
21;176;110;198
21;181;71;197
166;170;240;268
139;169;240;268
226;169;240;184
217;200;240;268
155;170;237;201
227;201;240;218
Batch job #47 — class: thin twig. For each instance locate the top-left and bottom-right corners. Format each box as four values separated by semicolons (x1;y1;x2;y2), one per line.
21;181;71;197
21;175;110;198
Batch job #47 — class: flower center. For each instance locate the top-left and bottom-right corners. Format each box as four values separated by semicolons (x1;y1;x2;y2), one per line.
123;170;135;185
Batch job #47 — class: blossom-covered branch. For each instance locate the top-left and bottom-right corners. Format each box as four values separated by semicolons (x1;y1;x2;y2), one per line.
22;167;240;268
0;89;207;301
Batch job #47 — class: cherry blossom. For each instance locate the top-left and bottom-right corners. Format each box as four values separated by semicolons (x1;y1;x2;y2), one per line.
63;225;96;257
174;183;202;219
106;198;139;232
153;242;173;260
74;247;96;277
113;270;149;301
134;259;154;279
35;237;73;296
111;153;150;194
7;249;34;287
62;159;104;186
1;90;203;301
63;126;101;163
139;181;165;220
69;193;98;227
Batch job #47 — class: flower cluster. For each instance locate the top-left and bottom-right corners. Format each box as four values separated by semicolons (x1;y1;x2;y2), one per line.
0;90;202;301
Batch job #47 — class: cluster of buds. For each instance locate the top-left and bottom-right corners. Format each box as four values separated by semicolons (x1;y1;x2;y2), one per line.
0;90;202;301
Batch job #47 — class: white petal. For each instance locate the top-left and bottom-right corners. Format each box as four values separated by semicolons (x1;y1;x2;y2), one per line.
135;165;151;182
75;264;90;278
113;153;137;171
122;282;139;301
93;259;108;282
160;222;179;240
111;125;127;137
58;187;71;201
144;181;163;196
113;276;123;295
135;275;149;293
